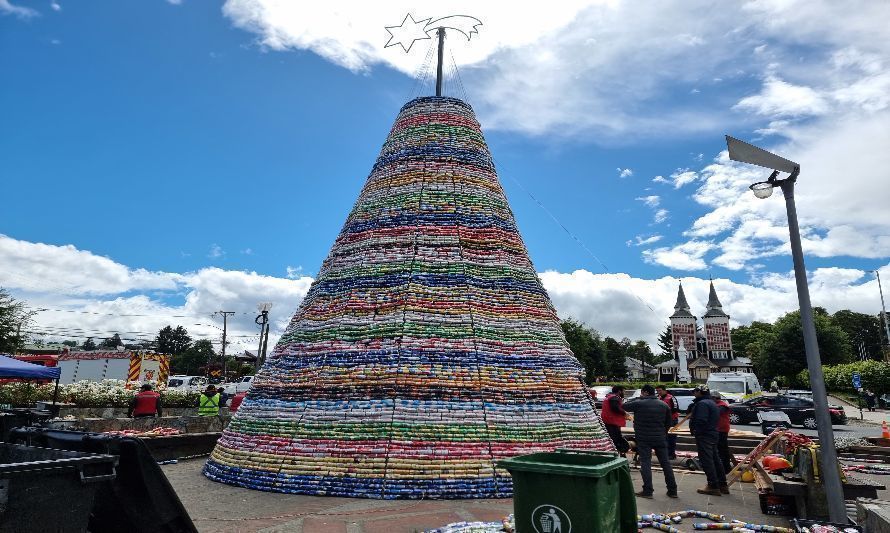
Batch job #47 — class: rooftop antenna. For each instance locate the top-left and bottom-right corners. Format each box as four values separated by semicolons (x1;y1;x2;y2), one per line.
384;14;483;97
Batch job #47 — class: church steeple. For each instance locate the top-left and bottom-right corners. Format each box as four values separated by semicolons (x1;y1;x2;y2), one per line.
703;279;729;318
670;282;694;318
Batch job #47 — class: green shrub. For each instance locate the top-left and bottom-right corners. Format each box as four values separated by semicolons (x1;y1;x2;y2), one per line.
0;380;200;408
795;360;890;394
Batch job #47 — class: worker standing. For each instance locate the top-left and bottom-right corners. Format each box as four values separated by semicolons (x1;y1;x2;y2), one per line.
624;385;678;498
601;385;631;455
689;385;727;495
656;385;680;459
712;392;733;473
128;383;162;418
198;384;222;416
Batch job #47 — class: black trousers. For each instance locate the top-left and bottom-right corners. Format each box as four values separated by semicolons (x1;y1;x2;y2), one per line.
696;434;726;487
606;424;630;453
636;440;677;494
717;432;732;473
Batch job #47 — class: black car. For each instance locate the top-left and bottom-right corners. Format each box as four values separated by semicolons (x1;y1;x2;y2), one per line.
727;394;847;428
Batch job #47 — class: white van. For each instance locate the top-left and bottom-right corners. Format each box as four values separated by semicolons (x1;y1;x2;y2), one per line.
706;372;761;403
166;375;208;392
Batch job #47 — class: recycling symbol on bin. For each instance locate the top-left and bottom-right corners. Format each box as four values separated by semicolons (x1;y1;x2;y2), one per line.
532;505;571;533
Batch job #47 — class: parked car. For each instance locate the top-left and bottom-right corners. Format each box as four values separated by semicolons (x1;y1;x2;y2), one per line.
625;388;697;413
786;389;814;401
727;394;847;428
223;375;256;395
166;375;207;392
588;386;613;409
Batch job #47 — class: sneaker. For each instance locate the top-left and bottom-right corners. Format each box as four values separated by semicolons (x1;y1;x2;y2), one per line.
719;484;730;494
635;490;654;499
697;486;721;496
666;491;678;498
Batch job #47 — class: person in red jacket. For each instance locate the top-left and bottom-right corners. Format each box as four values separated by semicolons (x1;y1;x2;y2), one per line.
601;385;630;454
128;383;162;418
229;391;248;412
656;385;680;459
713;392;732;473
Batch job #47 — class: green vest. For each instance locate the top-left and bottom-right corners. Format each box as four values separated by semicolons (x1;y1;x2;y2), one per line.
198;393;220;416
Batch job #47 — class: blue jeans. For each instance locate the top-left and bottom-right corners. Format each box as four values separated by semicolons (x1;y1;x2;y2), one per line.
636;440;677;494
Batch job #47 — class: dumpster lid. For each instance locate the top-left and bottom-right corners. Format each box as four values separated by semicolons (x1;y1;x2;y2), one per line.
497;451;628;478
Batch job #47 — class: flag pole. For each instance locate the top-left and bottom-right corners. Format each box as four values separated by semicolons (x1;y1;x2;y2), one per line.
435;27;445;96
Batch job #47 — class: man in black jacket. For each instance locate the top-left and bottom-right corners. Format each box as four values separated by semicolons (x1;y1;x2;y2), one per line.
625;384;678;498
689;385;727;495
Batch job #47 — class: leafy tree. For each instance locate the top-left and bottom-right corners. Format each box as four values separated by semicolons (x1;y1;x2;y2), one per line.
100;333;123;348
731;321;775;366
628;340;659;377
602;337;628;380
0;288;33;353
560;318;605;382
155;325;192;355
657;325;672;360
61;340;78;347
832;309;884;360
171;339;215;375
756;309;852;380
81;337;97;350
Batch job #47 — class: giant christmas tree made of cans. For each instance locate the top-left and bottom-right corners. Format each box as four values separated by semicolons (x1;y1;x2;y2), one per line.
203;95;614;499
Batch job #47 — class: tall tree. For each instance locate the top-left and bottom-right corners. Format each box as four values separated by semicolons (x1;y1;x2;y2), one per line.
560;318;605;382
0;288;32;353
171;339;216;375
155;325;192;355
628;340;657;375
100;333;123;348
657;325;672;360
832;309;883;360
602;337;628;380
62;340;78;347
756;309;852;380
81;337;97;350
731;321;775;364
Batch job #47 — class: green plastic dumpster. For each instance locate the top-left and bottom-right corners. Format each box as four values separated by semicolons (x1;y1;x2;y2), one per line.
498;451;637;533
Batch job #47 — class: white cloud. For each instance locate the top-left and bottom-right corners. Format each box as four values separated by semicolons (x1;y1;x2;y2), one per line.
240;248;254;255
208;244;225;259
653;169;698;189
626;235;663;247
50;1;60;11
642;240;713;271
617;167;633;178
166;0;182;4
635;195;659;208
735;77;829;118
285;265;304;279
653;208;669;224
0;0;38;17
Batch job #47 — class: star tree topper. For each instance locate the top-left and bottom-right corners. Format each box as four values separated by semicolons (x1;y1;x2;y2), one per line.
385;13;483;53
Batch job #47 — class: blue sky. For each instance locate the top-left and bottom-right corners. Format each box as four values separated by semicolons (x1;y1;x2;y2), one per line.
2;1;889;350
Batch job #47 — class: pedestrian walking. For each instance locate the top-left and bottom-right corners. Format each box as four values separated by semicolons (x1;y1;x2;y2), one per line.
128;383;162;418
712;392;733;473
690;385;728;495
625;384;678;498
198;384;221;417
600;385;631;455
865;389;877;412
656;385;680;459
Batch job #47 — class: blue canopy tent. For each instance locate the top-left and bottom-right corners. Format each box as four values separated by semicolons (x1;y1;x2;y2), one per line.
0;354;62;405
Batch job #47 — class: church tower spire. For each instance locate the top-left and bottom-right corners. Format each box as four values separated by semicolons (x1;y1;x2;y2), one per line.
669;281;697;361
702;279;732;360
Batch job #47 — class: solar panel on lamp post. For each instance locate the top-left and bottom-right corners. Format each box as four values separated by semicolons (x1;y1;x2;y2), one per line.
725;135;847;524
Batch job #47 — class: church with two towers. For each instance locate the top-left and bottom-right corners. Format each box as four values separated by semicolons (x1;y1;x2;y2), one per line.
656;280;754;382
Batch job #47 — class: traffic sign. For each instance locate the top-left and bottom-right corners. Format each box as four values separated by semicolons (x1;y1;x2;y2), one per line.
852;372;862;389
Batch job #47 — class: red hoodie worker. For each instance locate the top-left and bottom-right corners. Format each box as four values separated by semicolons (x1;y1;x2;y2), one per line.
601;385;630;454
713;392;732;473
128;383;162;418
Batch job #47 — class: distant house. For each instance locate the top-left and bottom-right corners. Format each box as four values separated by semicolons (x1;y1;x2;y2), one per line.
625;356;659;381
656;280;754;382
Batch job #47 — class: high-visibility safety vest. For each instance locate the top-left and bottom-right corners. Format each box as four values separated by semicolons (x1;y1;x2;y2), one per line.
600;393;626;427
198;393;221;416
132;391;160;416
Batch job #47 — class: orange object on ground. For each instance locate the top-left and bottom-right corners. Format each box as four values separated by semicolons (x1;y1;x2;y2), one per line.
882;420;890;439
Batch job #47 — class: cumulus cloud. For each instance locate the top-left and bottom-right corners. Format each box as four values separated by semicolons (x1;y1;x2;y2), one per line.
50;1;60;11
617;168;633;178
626;234;663;247
208;244;225;259
735;77;829;118
0;0;38;17
642;240;713;271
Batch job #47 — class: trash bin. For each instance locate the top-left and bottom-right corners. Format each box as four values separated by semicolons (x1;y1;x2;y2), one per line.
498;451;637;533
0;442;117;533
758;411;792;435
9;427;197;533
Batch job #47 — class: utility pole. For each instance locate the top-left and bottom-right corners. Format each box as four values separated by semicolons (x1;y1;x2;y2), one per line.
255;303;272;370
435;27;445;96
215;311;235;381
875;271;890;354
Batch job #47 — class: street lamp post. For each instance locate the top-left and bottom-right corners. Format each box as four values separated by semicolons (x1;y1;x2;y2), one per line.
874;271;890;353
726;135;847;523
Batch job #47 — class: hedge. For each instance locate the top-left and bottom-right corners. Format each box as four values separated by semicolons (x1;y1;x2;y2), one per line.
793;360;890;394
0;380;201;408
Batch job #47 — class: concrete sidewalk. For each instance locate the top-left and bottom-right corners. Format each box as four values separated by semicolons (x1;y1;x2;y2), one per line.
163;459;792;532
830;394;887;425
